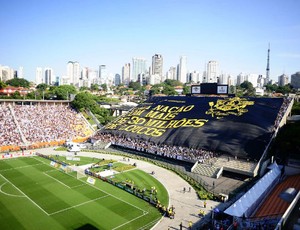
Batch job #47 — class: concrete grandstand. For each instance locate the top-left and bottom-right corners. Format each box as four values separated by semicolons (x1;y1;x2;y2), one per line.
1;95;299;230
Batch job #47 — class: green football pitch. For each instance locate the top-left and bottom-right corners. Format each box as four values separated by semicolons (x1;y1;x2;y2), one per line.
0;156;162;229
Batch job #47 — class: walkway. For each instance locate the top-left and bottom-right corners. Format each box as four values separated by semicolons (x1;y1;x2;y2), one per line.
36;148;224;230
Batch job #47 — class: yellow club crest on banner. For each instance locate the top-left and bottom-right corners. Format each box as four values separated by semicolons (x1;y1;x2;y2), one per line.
206;97;254;119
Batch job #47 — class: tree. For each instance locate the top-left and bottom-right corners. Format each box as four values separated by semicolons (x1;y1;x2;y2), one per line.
49;85;77;100
0;80;6;89
79;86;89;91
162;84;177;95
71;92;113;124
11;91;22;99
6;78;30;88
36;83;48;91
128;81;141;91
91;84;100;91
265;84;278;93
240;81;255;96
101;83;108;92
182;85;190;95
164;79;183;87
71;92;97;110
150;84;163;95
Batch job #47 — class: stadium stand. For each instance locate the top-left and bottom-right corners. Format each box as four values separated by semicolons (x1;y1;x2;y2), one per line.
0;101;93;151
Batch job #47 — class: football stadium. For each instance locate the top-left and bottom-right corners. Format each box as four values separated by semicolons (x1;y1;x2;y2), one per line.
1;92;300;230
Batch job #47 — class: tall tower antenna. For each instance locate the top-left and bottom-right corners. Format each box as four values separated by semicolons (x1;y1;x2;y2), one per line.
266;43;270;85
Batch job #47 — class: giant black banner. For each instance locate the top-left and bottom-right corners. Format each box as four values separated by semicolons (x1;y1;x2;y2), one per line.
102;96;284;160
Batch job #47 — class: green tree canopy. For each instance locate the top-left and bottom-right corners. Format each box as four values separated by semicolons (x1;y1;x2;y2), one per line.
162;84;177;95
36;83;49;91
0;80;6;89
71;92;113;124
5;78;30;88
240;81;255;96
71;92;97;110
182;85;190;95
91;84;100;91
164;79;183;87
101;83;108;91
49;85;77;100
128;81;141;91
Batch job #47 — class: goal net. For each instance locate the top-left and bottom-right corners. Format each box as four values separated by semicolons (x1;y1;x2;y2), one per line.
76;168;87;180
63;165;87;179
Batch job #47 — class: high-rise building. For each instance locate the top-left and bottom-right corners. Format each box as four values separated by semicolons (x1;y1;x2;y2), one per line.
246;74;259;88
227;75;234;86
152;54;163;77
166;66;176;80
44;68;53;85
207;61;219;83
122;63;130;85
218;73;229;85
178;56;187;83
237;73;245;86
0;65;14;82
99;65;107;84
35;67;43;85
18;67;24;79
189;71;200;83
278;74;289;86
67;61;80;86
291;72;300;89
114;74;121;86
132;58;147;82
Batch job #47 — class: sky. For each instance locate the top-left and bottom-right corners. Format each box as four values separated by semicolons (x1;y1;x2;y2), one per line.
0;0;300;83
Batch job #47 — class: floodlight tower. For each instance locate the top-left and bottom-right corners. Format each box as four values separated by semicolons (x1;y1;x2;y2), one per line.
266;43;270;85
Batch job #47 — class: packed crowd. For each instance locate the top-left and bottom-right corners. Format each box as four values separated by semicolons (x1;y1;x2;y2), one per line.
273;97;293;130
92;132;217;163
0;105;23;146
0;103;92;146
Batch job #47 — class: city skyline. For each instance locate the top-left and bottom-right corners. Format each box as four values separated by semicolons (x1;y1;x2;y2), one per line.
1;0;300;82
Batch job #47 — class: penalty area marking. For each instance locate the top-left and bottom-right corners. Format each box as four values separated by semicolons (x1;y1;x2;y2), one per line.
0;182;25;198
49;195;110;216
43;172;71;189
0;173;50;216
112;211;148;230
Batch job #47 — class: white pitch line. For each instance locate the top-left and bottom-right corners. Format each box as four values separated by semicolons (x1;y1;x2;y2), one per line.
43;172;71;189
70;184;86;189
35;155;148;215
0;173;49;216
0;182;25;198
112;211;148;230
49;195;109;216
0;163;44;172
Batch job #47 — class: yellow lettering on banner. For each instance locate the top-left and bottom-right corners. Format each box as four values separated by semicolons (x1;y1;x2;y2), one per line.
105;123;118;129
145;110;177;120
193;119;208;127
111;102;212;137
152;105;194;113
128;116;146;125
115;117;129;125
120;124;165;137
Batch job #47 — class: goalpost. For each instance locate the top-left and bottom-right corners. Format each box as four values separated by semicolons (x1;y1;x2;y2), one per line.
76;167;87;180
59;164;87;180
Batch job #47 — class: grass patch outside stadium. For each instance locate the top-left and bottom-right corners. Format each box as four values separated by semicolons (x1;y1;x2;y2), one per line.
0;156;166;230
